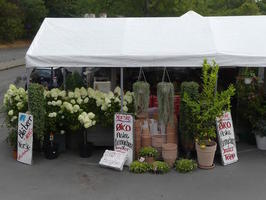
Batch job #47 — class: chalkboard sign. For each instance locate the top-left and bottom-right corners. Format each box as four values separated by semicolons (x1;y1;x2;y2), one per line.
17;113;33;165
216;111;238;165
114;113;134;166
99;150;127;171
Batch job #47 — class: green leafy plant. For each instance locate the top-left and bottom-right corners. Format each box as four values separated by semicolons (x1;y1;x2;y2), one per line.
157;82;175;125
179;81;199;144
28;83;46;143
252;119;266;137
183;59;235;146
6;129;17;150
133;81;150;115
150;161;170;174
65;71;85;91
175;159;197;173
139;146;158;158
129;161;151;173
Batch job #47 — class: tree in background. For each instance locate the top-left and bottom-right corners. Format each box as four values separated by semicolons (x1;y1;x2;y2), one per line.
257;0;266;14
0;0;24;42
19;0;47;38
45;0;79;17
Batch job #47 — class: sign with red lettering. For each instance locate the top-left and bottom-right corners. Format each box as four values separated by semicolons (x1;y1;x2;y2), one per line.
114;113;134;166
216;111;238;165
17;113;33;165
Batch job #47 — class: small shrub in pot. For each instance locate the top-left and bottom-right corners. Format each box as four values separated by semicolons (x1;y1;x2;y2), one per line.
150;161;170;174
139;146;158;164
129;161;151;174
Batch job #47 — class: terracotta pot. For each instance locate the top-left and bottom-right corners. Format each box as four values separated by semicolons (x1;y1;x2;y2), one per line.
152;135;165;147
162;143;177;167
167;133;177;144
142;134;151;147
12;149;17;160
135;138;141;157
145;156;154;164
142;127;150;135
196;141;217;168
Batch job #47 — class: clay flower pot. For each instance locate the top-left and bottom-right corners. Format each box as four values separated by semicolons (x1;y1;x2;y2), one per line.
162;143;177;167
145;156;155;164
142;134;151;147
196;141;217;169
152;135;166;159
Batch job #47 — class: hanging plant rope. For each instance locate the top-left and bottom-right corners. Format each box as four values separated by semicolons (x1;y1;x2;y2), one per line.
133;68;150;115
157;67;174;125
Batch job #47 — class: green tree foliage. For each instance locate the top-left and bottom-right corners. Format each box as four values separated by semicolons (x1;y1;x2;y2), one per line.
257;0;266;14
19;0;47;38
45;0;79;17
28;83;46;144
0;0;24;42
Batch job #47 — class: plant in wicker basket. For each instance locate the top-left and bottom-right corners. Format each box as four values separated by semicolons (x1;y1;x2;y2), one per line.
175;159;197;173
133;81;150;116
150;161;170;174
129;161;151;173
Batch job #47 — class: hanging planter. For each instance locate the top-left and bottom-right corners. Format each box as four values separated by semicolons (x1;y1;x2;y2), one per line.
133;68;150;117
157;68;174;126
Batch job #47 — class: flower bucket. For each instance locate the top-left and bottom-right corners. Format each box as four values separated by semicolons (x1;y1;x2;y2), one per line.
255;135;266;150
162;143;177;167
195;141;217;169
244;77;252;84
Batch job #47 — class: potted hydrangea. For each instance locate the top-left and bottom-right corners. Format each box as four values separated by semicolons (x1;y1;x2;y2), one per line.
78;112;96;157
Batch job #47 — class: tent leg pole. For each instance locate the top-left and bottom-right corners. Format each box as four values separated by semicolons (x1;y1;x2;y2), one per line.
26;68;30;90
63;68;66;90
120;67;124;113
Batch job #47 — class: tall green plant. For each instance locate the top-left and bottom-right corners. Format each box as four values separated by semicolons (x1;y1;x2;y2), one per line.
157;82;174;125
133;81;150;115
183;60;235;145
179;82;199;141
65;71;85;91
28;83;46;143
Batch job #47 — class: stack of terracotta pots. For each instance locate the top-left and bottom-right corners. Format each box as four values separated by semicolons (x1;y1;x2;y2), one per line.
134;120;142;158
166;123;177;144
162;143;177;167
152;134;166;159
142;127;151;147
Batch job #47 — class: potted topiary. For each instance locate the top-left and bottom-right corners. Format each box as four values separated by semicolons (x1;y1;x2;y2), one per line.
175;159;197;173
179;81;199;157
183;59;235;169
150;161;170;174
129;161;151;173
253;119;266;150
139;146;158;164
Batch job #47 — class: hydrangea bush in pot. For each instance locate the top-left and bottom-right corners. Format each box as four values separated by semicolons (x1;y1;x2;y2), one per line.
183;60;235;169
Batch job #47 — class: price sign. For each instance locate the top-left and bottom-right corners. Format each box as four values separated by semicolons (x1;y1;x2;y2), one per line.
99;150;127;171
17;113;33;165
114;113;134;166
216;111;238;165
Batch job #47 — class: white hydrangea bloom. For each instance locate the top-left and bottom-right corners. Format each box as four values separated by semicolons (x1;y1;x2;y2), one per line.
114;86;121;95
8;110;14;116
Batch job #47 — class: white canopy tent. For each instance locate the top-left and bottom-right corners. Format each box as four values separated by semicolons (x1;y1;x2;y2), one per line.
26;11;266;68
25;11;266;111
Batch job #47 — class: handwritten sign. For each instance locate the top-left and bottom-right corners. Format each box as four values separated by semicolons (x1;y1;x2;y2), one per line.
114;113;134;166
99;150;127;171
17;113;33;165
216;111;238;165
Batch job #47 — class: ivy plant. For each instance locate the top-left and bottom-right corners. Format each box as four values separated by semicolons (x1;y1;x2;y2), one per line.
28;83;46;144
183;59;235;146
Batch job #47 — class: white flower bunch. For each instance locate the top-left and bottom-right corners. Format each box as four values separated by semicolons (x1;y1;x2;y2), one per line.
78;112;96;129
48;112;57;118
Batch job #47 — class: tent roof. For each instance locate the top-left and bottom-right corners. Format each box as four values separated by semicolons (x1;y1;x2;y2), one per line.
26;11;266;68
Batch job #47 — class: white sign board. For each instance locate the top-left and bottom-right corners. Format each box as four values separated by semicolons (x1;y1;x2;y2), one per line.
114;113;134;166
216;111;238;165
17;113;33;165
99;150;127;171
